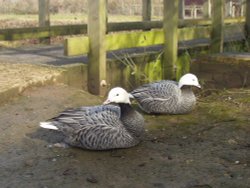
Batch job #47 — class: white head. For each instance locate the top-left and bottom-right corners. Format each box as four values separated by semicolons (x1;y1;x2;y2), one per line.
103;87;133;104
178;73;201;89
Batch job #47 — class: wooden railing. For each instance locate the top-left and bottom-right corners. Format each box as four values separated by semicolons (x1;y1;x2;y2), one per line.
64;19;245;56
0;18;245;41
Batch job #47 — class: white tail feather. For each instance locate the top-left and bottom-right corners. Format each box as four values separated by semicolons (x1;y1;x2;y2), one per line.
39;122;58;130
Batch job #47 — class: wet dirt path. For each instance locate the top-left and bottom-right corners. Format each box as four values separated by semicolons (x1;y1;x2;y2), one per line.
0;84;249;188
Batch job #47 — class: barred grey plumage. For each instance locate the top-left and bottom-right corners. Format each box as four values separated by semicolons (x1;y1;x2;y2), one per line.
131;74;200;114
40;87;144;150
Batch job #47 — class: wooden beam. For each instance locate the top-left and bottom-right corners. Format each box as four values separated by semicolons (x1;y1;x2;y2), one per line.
64;22;246;57
50;24;87;36
64;37;89;56
162;0;179;79
0;18;244;41
39;0;50;44
109;18;244;32
106;29;163;51
108;21;161;32
0;27;50;41
0;24;87;41
142;0;151;21
210;0;224;53
64;26;212;56
87;0;107;95
245;0;250;43
179;0;185;19
207;0;212;18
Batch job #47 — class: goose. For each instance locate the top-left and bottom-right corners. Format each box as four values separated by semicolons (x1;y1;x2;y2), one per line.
39;87;144;150
130;73;201;114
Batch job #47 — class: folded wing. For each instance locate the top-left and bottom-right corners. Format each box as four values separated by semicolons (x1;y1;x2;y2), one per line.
131;80;181;113
42;105;137;150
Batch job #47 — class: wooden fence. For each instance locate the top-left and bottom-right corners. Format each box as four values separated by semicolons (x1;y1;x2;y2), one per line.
0;0;250;95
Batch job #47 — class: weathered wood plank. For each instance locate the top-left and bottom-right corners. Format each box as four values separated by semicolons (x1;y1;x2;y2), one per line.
210;0;224;53
106;29;163;51
179;0;184;19
39;0;50;27
179;17;244;27
50;24;87;36
0;24;87;41
162;0;179;79
64;37;89;56
178;26;211;41
245;0;250;43
142;0;151;21
108;21;162;32
0;18;244;41
65;27;211;56
87;0;107;95
39;0;50;44
108;18;245;32
0;27;49;41
203;0;211;18
66;24;248;56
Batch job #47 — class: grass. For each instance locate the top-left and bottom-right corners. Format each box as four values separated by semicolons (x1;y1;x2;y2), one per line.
0;13;142;29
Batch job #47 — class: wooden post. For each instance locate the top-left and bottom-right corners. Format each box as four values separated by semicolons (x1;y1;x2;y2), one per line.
245;0;250;45
39;0;50;44
241;0;245;17
162;0;179;80
88;0;107;95
210;0;224;53
142;0;151;21
208;0;212;18
178;0;185;19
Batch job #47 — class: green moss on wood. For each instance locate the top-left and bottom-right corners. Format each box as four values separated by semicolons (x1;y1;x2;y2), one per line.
106;29;164;51
64;37;89;56
176;52;191;80
64;26;214;56
144;57;162;81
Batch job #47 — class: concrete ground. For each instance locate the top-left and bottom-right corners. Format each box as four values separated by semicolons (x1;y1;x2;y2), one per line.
0;45;87;66
0;45;89;104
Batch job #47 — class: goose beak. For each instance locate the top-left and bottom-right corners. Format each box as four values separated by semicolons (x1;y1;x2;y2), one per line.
128;93;134;99
196;84;201;89
103;99;111;105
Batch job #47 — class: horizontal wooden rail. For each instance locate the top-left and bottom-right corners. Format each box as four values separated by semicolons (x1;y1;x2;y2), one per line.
65;22;245;56
64;26;210;56
107;21;162;32
0;24;87;41
0;18;245;41
179;17;245;27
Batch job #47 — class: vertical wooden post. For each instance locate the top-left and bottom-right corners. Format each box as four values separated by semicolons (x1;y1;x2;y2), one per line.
178;0;185;19
210;0;224;53
241;0;244;17
162;0;179;80
245;0;250;45
39;0;50;44
208;0;212;18
142;0;151;21
88;0;107;95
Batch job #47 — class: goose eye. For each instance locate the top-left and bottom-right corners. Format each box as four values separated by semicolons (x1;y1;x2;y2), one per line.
116;94;119;96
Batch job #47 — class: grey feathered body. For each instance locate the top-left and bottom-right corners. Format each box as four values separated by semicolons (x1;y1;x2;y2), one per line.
131;80;196;114
43;104;144;150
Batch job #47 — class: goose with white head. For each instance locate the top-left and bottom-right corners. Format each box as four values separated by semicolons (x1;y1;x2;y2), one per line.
40;87;145;150
131;73;201;114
